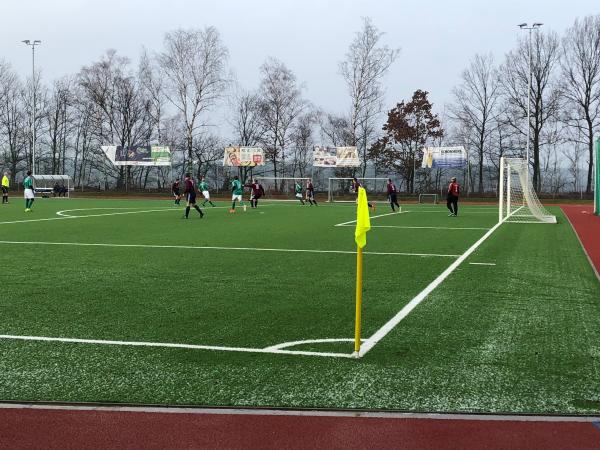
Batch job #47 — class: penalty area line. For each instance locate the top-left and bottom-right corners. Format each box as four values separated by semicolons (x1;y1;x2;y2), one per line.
334;210;406;227
0;334;354;359
358;220;503;357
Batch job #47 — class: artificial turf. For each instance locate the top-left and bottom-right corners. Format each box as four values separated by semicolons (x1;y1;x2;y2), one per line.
0;197;598;414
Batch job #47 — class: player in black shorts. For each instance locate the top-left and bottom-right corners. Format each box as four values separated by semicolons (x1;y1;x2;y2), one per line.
387;178;400;211
183;173;204;219
172;179;181;205
246;179;265;208
306;179;317;206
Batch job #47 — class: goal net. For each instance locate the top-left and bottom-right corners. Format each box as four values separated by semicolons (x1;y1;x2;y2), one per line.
499;157;556;224
418;193;438;204
255;177;311;201
328;178;389;202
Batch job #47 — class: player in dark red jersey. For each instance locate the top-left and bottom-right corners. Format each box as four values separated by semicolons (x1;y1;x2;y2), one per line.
352;177;375;211
172;179;181;205
387;178;400;212
183;173;204;219
306;179;317;206
447;176;460;216
246;179;265;208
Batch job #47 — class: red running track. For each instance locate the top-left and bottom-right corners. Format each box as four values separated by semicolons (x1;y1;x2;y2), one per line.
0;405;599;450
562;205;600;279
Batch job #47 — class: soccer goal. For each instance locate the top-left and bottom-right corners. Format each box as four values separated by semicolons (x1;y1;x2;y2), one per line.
255;177;311;201
328;178;389;203
499;157;556;224
418;193;438;204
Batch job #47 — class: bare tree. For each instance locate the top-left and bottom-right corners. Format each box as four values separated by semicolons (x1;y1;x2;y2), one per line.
230;89;265;147
290;111;318;178
79;50;151;188
45;77;73;174
0;61;28;181
257;57;307;181
500;30;562;192
561;15;600;194
157;28;229;172
450;53;500;194
318;112;353;147
339;17;399;176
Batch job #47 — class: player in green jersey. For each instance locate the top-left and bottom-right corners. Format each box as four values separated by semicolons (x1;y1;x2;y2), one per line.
23;170;35;212
230;176;244;213
199;176;215;207
294;181;305;205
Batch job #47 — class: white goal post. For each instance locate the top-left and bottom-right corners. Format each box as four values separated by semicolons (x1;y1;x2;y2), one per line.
498;157;556;224
418;193;438;204
327;178;389;203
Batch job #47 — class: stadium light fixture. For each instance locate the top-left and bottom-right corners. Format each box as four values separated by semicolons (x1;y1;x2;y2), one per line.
22;39;42;175
517;23;543;187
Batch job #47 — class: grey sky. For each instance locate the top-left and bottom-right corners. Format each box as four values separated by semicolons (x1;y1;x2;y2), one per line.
1;0;598;121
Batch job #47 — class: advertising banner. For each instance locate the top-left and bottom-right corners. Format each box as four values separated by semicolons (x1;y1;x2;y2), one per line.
421;146;467;169
223;147;264;167
101;145;172;166
313;146;360;167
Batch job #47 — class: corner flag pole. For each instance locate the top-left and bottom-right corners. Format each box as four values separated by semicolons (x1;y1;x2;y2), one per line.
354;245;363;354
353;187;371;358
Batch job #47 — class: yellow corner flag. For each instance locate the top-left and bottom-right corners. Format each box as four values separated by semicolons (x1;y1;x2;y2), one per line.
354;187;371;248
353;187;370;357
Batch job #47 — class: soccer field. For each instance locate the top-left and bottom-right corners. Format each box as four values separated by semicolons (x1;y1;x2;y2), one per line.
0;197;599;414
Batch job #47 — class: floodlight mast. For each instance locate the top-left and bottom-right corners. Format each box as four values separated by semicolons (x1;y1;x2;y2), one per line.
517;22;543;189
22;39;42;175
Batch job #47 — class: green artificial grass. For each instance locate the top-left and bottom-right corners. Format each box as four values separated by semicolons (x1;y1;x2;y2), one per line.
0;198;598;414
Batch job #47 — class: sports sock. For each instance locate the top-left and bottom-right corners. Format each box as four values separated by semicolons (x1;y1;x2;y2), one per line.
185;206;190;218
231;201;236;210
194;205;203;217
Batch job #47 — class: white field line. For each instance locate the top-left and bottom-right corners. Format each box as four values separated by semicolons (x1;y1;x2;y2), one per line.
0;403;599;422
0;205;243;226
0;334;354;359
0;240;460;258
358;221;502;357
265;338;354;351
468;262;496;266
334;210;406;227
336;224;490;231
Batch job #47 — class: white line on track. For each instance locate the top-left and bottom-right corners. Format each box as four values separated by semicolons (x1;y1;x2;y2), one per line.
0;403;597;422
0;334;354;359
0;240;460;258
336;224;490;231
358;221;503;357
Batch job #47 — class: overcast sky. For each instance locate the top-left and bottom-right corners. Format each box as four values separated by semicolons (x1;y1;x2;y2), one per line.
1;0;598;121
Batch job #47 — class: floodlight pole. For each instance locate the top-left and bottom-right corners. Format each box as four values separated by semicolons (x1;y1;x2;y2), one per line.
22;39;41;175
518;23;542;189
